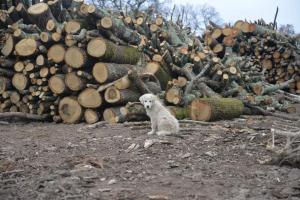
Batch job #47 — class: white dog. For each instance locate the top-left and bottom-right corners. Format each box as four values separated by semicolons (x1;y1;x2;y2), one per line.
139;93;179;136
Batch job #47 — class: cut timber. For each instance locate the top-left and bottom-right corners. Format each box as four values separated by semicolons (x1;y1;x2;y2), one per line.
84;109;99;124
15;38;37;56
165;85;183;105
78;88;102;108
103;107;125;123
65;72;86;91
120;102;147;122
48;74;68;94
47;44;65;63
64;20;82;34
190;98;244;121
59;96;83;123
92;62;131;83
47;0;62;22
104;86;140;104
87;38;140;64
0;77;11;94
145;62;172;89
28;3;55;30
12;73;28;90
1;34;14;56
64;46;87;68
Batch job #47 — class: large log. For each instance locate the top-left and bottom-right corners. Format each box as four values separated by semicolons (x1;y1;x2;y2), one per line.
104;86;140;104
47;44;65;63
65;72;86;91
64;46;88;69
58;96;83;123
78;88;102;108
190;98;244;121
27;3;56;30
15;38;38;56
92;62;132;84
87;37;141;64
48;74;69;94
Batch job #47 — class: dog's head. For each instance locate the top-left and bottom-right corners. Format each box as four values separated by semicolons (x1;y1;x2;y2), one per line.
139;93;157;110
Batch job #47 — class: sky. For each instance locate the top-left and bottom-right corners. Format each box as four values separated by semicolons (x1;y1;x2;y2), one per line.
172;0;300;33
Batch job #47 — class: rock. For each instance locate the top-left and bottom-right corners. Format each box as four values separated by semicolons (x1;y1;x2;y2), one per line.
108;179;117;185
144;139;155;149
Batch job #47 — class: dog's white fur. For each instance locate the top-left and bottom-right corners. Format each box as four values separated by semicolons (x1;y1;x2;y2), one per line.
139;93;179;136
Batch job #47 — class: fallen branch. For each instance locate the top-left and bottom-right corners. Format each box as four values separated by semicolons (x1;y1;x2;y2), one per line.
0;112;50;121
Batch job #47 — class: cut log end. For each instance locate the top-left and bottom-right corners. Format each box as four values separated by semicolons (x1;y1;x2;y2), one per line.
15;39;37;57
59;97;83;123
78;88;102;108
47;44;65;63
87;38;106;58
65;46;87;68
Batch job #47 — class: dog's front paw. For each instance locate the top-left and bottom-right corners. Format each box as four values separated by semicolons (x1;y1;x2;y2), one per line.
147;131;155;135
156;131;171;136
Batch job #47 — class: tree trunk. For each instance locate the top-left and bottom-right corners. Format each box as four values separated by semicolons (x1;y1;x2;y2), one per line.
87;37;141;64
190;98;244;121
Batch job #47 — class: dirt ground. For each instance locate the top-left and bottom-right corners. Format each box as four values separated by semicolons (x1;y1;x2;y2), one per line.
0;110;300;200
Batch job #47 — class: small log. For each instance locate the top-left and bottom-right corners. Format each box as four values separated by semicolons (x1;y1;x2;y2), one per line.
0;77;11;94
84;109;99;124
104;86;140;104
78;88;102;108
48;74;69;94
262;79;295;95
65;72;86;91
1;34;14;56
12;73;28;91
103;106;125;123
165;84;183;105
145;62;172;89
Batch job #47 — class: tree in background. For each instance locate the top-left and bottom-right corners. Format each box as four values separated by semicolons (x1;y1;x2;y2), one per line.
278;24;295;35
89;0;222;34
168;3;222;34
90;0;169;15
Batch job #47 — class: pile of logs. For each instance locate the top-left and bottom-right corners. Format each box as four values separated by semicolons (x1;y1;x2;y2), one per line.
0;0;299;124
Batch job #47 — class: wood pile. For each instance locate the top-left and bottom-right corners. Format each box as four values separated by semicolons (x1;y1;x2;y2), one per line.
0;0;299;124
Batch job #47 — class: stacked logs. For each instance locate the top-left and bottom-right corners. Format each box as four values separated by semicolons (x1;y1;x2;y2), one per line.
0;0;299;124
204;20;300;94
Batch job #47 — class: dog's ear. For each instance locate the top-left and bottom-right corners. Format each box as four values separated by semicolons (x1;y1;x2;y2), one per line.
139;96;144;104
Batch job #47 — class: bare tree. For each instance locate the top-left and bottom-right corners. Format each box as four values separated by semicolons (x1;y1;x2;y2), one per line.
169;3;222;34
278;24;295;35
89;0;169;15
